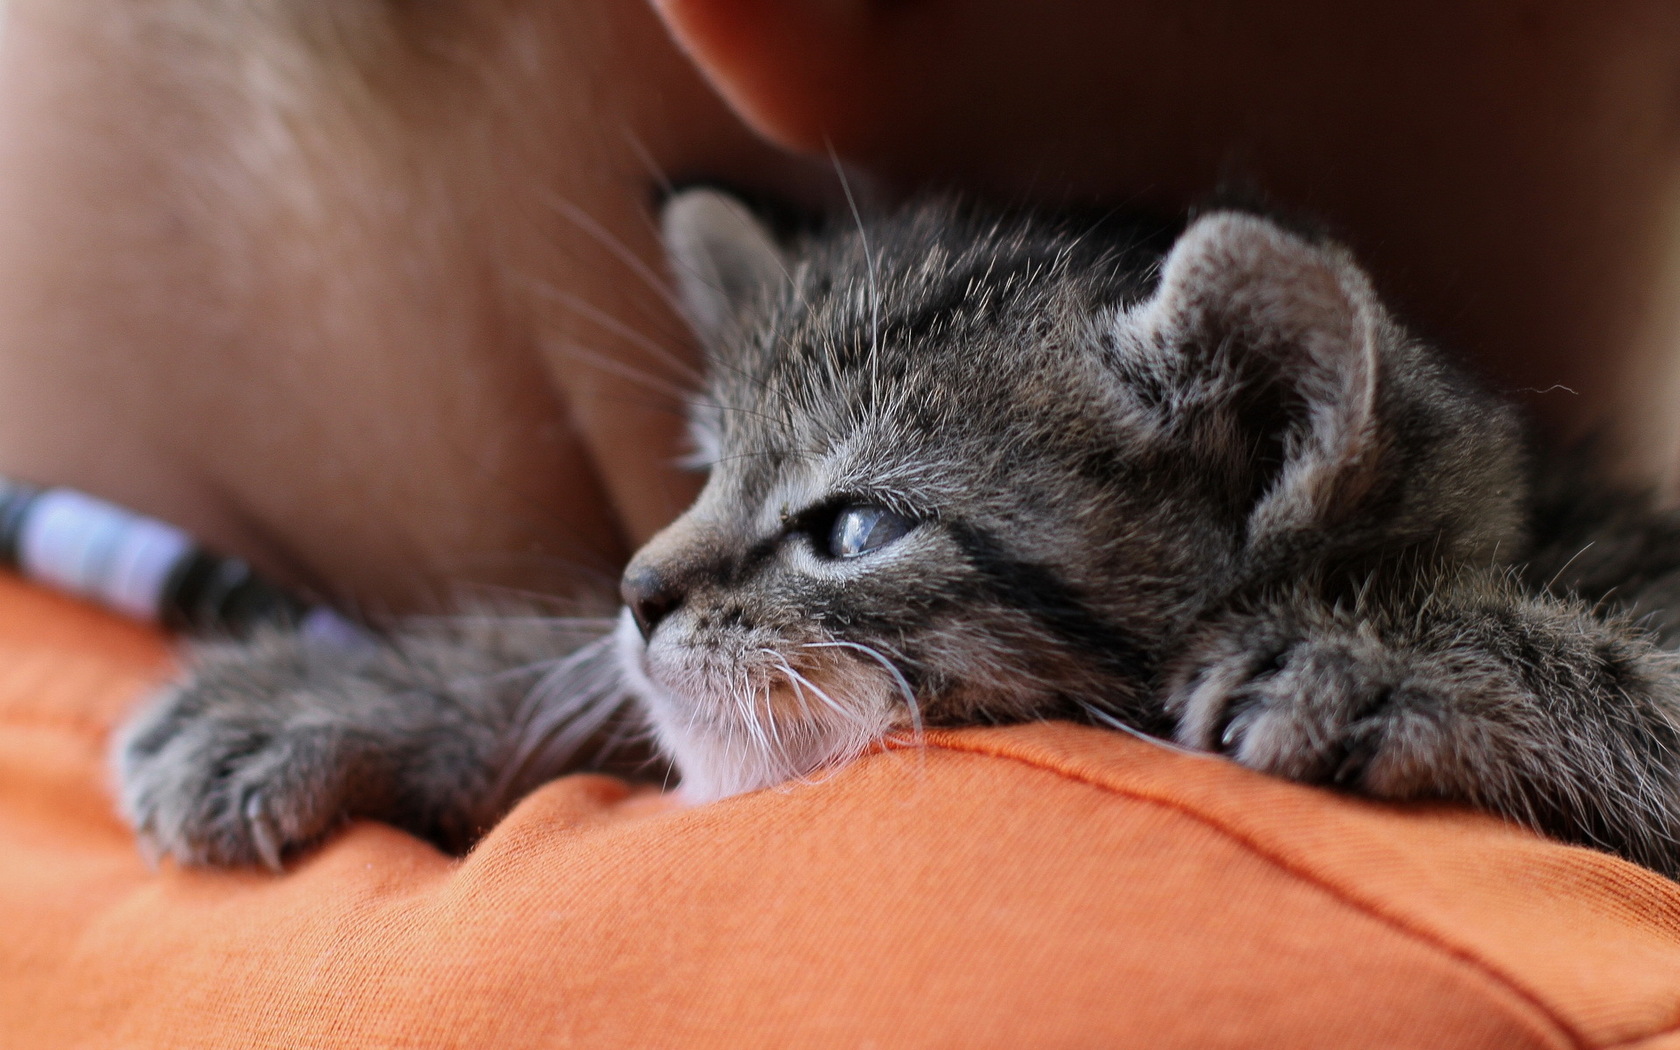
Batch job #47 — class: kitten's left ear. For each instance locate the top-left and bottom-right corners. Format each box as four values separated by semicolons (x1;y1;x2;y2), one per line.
661;188;788;349
1123;212;1392;542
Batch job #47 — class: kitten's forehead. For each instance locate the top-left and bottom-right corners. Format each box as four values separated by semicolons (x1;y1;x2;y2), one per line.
706;203;1165;471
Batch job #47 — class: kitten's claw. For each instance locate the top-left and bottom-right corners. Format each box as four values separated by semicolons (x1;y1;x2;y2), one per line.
245;793;286;873
1217;698;1263;751
1170;620;1458;801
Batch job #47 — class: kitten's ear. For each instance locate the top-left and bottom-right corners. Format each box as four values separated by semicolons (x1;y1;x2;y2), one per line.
1124;212;1391;543
661;188;788;349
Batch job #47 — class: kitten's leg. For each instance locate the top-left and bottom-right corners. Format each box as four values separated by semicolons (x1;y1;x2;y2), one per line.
1168;572;1680;877
115;613;647;869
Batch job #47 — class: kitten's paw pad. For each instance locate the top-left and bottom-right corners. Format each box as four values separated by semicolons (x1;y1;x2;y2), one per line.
1171;631;1455;795
115;685;360;870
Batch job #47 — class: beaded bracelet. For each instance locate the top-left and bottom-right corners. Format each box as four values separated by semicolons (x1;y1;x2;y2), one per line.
0;476;369;644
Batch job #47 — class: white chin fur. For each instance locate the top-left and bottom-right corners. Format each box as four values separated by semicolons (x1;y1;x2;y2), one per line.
613;610;895;803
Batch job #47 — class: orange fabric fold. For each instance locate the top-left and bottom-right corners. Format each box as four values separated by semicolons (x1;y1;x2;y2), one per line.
2;570;1680;1048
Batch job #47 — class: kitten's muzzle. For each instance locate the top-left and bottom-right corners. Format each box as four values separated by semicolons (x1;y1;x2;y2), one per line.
621;565;683;641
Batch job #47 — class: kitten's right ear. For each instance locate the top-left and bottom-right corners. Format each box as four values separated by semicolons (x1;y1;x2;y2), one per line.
661;188;788;349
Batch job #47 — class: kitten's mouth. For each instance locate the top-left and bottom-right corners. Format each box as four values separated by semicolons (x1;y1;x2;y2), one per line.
612;610;910;800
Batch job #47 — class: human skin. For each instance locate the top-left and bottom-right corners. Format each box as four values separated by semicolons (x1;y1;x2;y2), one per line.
0;1;826;611
0;0;1675;614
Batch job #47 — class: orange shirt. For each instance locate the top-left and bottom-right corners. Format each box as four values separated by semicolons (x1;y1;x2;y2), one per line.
2;570;1679;1048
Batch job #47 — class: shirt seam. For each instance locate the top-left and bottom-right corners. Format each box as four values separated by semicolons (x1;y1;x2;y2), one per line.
919;734;1592;1050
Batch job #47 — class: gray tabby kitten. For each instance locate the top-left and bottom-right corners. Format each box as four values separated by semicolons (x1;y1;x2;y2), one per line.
116;189;1680;877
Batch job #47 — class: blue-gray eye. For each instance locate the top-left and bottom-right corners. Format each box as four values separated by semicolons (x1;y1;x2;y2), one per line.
828;505;914;558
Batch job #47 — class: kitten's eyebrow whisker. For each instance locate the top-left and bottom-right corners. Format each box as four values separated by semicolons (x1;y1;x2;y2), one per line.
703;449;824;470
541;193;687;318
828;143;881;417
702;332;794;424
531;283;703;382
619;127;675;198
713;399;816;440
554;339;698;404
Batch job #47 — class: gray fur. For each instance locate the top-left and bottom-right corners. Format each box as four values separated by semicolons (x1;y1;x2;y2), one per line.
115;611;639;867
117;189;1680;877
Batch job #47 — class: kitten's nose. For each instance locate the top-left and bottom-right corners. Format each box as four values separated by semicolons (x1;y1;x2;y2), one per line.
621;565;683;641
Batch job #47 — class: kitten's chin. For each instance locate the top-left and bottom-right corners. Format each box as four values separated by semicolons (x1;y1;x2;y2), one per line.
645;722;838;805
612;610;893;804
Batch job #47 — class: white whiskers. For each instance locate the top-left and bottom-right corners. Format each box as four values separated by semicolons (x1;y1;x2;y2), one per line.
493;630;636;808
801;640;923;742
1075;700;1213;759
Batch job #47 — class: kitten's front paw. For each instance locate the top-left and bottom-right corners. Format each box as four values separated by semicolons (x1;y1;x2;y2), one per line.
114;681;364;870
1168;616;1468;798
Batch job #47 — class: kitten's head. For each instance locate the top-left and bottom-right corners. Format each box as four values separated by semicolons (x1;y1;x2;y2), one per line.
619;188;1526;801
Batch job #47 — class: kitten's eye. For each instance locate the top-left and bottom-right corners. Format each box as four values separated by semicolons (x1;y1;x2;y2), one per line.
828;505;915;559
